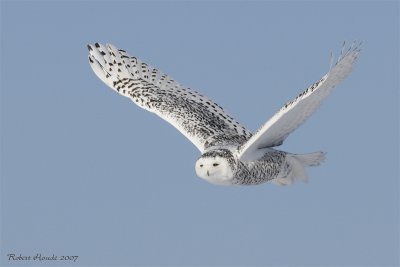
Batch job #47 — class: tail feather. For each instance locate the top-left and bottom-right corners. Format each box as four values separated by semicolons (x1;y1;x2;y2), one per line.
271;151;326;186
294;151;326;167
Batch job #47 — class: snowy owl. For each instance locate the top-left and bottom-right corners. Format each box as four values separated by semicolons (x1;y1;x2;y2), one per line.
88;42;360;186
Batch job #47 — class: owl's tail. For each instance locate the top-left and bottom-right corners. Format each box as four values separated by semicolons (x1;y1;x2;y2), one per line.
294;151;326;167
271;151;326;186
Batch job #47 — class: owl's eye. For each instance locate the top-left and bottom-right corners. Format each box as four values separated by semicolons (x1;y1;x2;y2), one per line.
200;164;203;168
213;163;219;167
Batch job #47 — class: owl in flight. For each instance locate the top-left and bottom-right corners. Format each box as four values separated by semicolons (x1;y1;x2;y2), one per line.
88;42;360;186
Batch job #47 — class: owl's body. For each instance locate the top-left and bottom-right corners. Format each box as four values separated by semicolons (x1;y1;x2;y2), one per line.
88;42;360;186
195;146;324;186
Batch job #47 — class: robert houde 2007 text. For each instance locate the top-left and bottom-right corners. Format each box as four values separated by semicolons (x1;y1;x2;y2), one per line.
7;253;79;262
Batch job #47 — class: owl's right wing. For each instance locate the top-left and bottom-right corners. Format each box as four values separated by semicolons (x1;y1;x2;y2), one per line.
238;43;361;161
88;43;251;153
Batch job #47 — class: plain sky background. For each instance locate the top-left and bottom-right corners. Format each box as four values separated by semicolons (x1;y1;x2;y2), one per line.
1;1;399;266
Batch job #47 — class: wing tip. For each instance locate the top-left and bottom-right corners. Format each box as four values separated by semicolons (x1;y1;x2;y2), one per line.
333;40;362;68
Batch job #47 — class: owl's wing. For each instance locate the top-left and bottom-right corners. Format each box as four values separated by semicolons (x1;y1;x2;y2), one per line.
88;43;251;153
238;43;361;161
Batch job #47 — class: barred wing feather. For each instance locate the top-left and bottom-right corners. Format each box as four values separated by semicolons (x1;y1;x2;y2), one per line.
88;43;251;153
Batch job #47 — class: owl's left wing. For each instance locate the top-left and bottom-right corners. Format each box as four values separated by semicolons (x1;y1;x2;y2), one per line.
238;43;361;161
88;43;252;153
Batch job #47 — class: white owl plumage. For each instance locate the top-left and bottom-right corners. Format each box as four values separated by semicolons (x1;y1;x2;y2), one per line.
88;42;360;186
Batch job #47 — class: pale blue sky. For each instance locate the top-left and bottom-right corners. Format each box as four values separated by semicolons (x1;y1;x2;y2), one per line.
1;1;399;266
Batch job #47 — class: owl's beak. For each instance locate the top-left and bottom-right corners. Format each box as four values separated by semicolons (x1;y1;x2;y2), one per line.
207;170;210;176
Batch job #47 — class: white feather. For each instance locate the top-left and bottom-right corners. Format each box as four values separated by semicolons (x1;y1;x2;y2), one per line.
238;43;361;161
88;43;251;153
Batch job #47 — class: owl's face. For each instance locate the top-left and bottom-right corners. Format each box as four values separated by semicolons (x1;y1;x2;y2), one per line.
195;150;236;186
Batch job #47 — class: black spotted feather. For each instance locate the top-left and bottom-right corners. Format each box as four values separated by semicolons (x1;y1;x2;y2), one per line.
88;43;251;152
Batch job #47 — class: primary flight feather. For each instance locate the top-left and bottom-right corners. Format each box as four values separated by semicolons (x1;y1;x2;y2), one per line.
88;42;360;186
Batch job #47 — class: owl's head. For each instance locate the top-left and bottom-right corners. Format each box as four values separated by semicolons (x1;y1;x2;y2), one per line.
195;149;236;186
